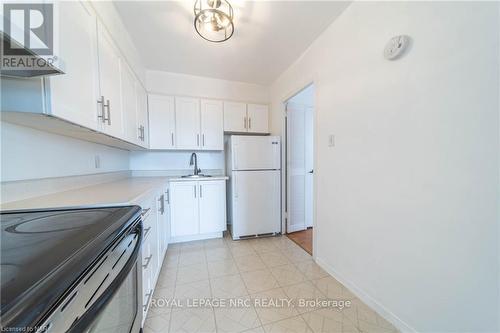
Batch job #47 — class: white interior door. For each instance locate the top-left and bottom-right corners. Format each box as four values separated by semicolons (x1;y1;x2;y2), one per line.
175;97;201;149
287;103;307;233
200;99;223;150
231;170;281;238
304;106;314;228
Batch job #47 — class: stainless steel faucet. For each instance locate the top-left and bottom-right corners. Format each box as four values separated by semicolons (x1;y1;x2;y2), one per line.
189;153;200;175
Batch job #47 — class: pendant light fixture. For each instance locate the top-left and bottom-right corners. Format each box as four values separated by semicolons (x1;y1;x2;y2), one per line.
194;0;234;43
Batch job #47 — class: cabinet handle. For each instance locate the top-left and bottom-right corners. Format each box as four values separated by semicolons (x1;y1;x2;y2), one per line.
158;194;165;214
197;134;200;146
244;117;247;129
97;96;105;123
200;185;202;198
141;208;151;218
194;185;197;198
171;133;174;146
166;189;170;204
144;226;151;238
202;134;205;146
143;254;153;269
143;289;153;311
249;117;252;130
104;99;111;125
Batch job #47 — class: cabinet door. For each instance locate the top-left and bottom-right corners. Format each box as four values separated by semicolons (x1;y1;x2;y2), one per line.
170;181;199;237
97;22;123;138
164;186;171;252
50;2;100;131
247;104;269;134
175;97;200;149
156;191;168;260
223;102;247;132
141;237;152;319
199;180;226;234
148;196;161;282
200;99;223;150
121;62;138;144
136;84;149;148
149;95;175;149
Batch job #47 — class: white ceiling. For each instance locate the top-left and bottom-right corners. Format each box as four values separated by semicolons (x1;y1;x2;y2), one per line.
114;1;350;85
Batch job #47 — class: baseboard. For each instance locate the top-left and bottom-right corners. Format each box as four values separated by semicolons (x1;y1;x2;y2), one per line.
287;224;307;233
170;232;223;243
315;257;417;333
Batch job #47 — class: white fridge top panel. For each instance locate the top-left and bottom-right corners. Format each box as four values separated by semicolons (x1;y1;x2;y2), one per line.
229;135;281;171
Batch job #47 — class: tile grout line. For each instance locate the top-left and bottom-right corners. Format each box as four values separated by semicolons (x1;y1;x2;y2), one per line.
204;240;219;333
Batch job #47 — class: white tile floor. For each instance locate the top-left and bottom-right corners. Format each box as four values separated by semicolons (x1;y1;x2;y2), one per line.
144;234;398;333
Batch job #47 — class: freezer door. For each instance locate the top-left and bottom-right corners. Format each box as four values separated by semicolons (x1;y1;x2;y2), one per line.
231;170;281;238
231;136;280;170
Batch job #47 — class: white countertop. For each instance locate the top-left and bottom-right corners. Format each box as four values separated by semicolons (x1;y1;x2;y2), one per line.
0;175;228;211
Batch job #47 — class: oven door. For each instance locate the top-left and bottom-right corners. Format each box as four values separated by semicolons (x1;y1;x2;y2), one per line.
67;227;143;333
36;219;145;333
81;261;141;333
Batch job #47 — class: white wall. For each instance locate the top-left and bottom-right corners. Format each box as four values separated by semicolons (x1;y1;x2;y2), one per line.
0;122;130;182
129;150;224;172
271;2;499;332
147;70;270;104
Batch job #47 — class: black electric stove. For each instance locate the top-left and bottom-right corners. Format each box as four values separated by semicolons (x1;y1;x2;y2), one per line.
0;206;142;331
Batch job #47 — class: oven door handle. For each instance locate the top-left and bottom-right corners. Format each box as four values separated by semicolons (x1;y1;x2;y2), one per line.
67;221;143;333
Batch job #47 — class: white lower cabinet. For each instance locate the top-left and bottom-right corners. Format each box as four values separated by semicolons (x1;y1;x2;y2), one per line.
139;186;170;323
170;180;226;241
170;181;199;237
199;181;226;234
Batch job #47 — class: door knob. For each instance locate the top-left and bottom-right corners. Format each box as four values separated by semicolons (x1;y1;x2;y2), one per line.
308;170;314;174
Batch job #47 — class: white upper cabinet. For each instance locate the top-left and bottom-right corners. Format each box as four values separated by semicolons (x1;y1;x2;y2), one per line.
247;104;269;134
49;2;100;131
148;95;175;149
136;84;149;148
175;97;201;149
200;99;223;150
223;102;269;134
97;22;123;138
223;102;247;133
121;62;138;144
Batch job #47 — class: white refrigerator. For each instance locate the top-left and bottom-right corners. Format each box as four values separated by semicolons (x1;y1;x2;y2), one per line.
226;135;281;240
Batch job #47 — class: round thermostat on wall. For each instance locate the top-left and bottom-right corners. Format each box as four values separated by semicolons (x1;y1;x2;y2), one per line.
384;35;410;60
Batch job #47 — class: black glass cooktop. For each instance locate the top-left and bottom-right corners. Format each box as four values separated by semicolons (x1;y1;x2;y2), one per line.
0;206;141;330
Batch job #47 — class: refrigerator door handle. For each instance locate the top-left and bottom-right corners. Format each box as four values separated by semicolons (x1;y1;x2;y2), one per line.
233;145;238;170
233;174;238;198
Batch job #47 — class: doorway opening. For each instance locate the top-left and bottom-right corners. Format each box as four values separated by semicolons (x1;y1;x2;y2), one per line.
284;84;314;255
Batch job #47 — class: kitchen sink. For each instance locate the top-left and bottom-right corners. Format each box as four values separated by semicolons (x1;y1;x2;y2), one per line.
181;174;212;178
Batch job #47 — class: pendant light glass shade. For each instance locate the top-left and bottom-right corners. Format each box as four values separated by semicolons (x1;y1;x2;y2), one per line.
194;0;234;42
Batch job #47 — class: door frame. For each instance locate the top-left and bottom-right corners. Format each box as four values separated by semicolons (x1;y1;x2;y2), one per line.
281;81;317;256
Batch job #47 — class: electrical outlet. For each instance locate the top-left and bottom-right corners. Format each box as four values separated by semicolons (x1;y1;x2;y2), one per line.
94;155;101;169
328;135;335;147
